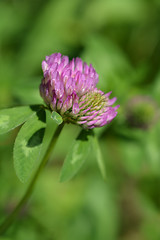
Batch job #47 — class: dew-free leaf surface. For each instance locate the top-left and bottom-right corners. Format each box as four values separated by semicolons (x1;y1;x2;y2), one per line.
14;109;46;183
0;106;39;135
60;129;94;182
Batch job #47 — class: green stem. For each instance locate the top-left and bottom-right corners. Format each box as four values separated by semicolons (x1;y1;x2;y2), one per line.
0;122;64;235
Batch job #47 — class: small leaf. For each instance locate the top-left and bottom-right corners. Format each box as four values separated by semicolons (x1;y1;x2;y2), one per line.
14;109;46;183
51;111;63;125
0;105;40;135
93;136;107;180
60;129;93;182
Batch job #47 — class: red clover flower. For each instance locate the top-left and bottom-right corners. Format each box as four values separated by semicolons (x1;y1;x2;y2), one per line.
40;53;119;129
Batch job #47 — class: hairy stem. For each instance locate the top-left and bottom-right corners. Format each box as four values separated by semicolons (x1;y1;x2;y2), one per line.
0;122;64;235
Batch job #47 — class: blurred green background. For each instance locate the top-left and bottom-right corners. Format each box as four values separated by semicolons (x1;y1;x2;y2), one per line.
0;0;160;239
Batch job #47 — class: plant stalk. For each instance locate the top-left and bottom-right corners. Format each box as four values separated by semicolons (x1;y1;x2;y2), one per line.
0;122;64;235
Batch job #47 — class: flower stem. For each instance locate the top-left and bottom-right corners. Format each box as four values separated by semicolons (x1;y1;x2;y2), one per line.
0;122;64;235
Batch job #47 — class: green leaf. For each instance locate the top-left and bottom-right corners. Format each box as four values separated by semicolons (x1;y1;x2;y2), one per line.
60;129;94;182
0;105;40;135
13;109;46;183
51;111;63;125
93;136;107;180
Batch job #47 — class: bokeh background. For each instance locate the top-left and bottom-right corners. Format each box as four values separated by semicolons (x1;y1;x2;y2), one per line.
0;0;160;239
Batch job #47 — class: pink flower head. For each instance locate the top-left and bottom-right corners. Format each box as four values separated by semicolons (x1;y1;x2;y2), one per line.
40;53;119;129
